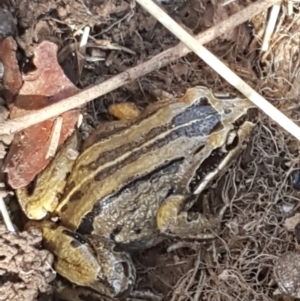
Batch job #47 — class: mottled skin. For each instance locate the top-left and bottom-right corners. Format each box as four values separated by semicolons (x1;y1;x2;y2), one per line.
18;87;256;299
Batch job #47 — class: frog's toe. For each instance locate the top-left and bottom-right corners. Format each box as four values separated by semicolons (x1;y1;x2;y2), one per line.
89;234;136;298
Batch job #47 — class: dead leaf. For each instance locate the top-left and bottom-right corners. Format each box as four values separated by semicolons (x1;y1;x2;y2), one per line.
0;37;23;104
5;41;80;189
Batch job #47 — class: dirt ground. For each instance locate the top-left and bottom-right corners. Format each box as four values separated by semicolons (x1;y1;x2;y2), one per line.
1;0;300;300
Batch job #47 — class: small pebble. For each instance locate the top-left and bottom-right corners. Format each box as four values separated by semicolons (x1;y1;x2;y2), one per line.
282;203;294;214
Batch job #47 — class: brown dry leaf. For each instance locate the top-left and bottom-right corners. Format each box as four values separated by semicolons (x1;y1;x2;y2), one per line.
5;41;80;189
0;37;23;104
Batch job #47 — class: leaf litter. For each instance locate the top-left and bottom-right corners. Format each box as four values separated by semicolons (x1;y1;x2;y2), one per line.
4;41;80;189
1;0;300;301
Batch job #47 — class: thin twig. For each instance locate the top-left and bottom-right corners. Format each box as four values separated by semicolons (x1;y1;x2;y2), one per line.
0;196;15;232
77;26;90;79
137;0;300;141
46;116;63;159
287;0;294;16
261;3;281;51
180;251;202;301
222;0;238;6
0;0;280;136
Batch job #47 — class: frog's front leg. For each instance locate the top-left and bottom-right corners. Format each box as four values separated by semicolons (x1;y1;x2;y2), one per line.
30;221;135;299
156;195;227;240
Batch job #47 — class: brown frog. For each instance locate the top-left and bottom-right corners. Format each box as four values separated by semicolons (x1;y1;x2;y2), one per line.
17;86;256;299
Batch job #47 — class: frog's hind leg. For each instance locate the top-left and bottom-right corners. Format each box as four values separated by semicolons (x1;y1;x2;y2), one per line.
33;220;135;299
156;195;227;240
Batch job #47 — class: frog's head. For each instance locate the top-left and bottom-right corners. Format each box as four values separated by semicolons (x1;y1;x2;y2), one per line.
181;86;257;196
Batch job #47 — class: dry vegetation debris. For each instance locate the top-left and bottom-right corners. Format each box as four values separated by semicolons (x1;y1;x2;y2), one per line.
253;2;300;100
0;0;300;301
0;225;55;301
4;40;80;189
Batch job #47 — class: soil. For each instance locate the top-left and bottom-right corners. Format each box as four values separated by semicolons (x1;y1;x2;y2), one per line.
1;0;300;301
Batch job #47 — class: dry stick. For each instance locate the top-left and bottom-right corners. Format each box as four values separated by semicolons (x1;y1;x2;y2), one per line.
137;0;300;142
261;3;281;51
46;116;63;158
287;0;294;16
0;196;15;232
0;0;280;136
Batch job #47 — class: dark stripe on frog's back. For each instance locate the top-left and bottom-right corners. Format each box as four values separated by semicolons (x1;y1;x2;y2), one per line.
65;116;217;203
57;106;222;230
62;102;182;194
64;105;221;199
88;107;219;174
92;117;215;183
63;104;221;196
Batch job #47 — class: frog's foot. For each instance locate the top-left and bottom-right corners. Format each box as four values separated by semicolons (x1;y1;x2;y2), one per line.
156;195;227;240
35;221;135;299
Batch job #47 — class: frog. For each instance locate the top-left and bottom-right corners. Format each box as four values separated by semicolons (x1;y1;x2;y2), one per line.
16;86;256;299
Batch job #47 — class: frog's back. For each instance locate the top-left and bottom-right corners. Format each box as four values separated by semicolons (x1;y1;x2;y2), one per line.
56;98;221;248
